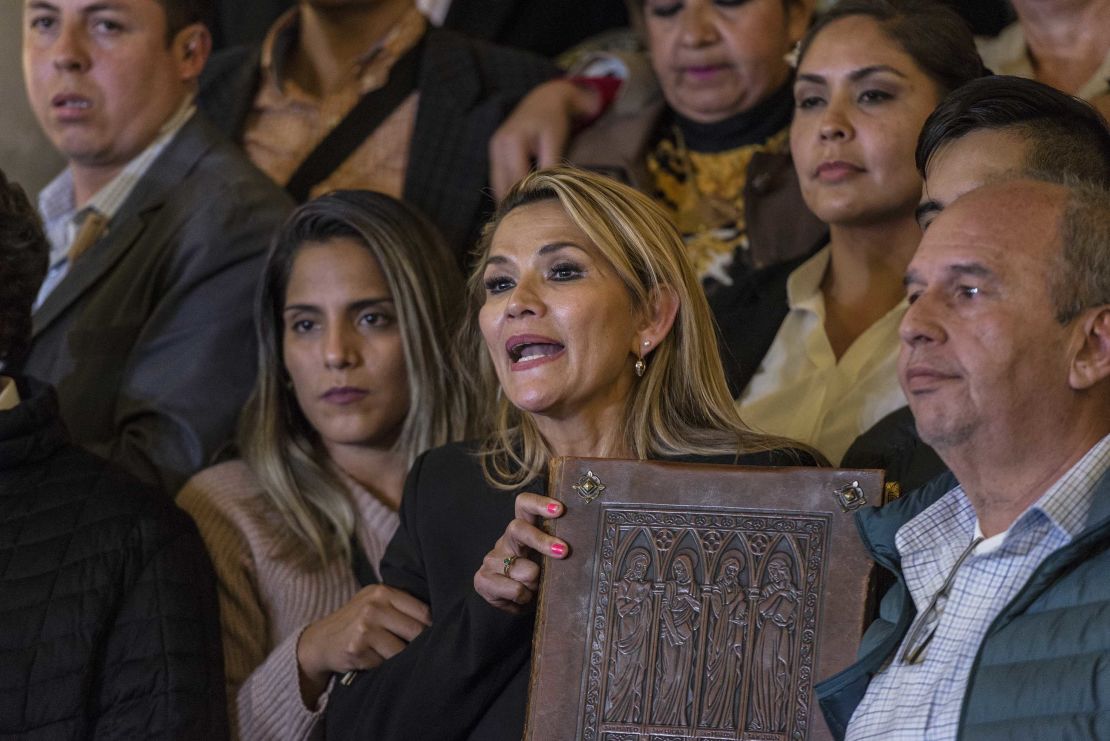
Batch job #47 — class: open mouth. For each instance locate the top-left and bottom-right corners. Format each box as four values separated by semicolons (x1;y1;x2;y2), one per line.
509;341;565;364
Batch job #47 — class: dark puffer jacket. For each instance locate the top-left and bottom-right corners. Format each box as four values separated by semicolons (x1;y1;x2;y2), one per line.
816;465;1110;740
0;376;227;740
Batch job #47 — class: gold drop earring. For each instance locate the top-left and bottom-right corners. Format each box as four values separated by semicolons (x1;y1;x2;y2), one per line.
635;339;650;377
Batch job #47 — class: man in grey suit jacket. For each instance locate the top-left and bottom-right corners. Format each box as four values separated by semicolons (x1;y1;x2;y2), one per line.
19;0;292;493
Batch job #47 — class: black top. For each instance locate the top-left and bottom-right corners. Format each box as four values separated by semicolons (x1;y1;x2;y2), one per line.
711;250;820;396
672;81;795;154
0;376;226;738
325;441;818;740
841;405;949;497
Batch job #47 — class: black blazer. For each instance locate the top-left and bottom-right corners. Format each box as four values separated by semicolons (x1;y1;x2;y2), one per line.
198;28;557;258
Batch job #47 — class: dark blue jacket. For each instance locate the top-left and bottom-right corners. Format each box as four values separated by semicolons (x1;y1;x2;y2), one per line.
816;464;1110;740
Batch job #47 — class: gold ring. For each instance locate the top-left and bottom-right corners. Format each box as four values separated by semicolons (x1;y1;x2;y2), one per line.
502;555;518;577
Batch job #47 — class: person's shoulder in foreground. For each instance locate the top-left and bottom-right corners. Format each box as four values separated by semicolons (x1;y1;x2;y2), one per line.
0;375;226;739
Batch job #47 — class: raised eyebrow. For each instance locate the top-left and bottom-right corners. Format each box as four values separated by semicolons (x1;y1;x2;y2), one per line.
484;241;586;268
796;65;907;87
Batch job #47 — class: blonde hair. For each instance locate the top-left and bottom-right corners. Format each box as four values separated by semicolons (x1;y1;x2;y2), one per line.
467;167;794;489
242;191;483;568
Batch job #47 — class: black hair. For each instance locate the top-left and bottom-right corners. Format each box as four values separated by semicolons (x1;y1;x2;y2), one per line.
156;0;214;39
915;75;1110;184
797;0;987;98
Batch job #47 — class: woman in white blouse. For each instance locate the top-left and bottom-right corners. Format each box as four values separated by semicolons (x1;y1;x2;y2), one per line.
178;191;481;739
737;0;987;464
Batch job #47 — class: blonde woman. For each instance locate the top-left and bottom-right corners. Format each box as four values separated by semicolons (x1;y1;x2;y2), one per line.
177;191;480;739
323;167;816;738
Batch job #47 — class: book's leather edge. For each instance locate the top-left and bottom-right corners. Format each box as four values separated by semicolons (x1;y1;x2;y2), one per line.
522;456;566;741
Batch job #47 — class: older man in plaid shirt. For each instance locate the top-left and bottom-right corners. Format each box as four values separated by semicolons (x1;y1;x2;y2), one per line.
817;177;1110;741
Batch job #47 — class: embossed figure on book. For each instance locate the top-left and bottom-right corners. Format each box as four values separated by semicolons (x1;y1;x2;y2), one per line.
701;556;748;729
652;553;701;725
589;511;824;740
605;548;655;723
750;553;800;733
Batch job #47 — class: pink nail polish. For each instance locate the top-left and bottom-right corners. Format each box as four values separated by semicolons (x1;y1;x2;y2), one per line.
547;502;561;515
550;542;566;557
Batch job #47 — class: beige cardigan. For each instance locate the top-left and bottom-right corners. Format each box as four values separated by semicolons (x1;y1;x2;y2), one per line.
177;460;399;740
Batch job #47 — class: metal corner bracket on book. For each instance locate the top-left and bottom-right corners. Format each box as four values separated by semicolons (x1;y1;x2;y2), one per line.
573;470;606;503
834;480;866;512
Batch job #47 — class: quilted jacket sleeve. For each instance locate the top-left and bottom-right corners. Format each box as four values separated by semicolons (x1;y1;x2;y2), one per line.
92;505;228;740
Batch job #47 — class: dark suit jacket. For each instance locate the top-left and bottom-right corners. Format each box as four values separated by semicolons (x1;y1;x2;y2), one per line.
23;114;293;494
209;0;628;57
198;27;557;258
443;0;628;58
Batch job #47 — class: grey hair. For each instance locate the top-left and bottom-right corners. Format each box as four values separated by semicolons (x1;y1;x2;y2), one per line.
1050;181;1110;324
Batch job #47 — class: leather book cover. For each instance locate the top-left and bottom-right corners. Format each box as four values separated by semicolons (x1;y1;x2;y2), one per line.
525;458;884;741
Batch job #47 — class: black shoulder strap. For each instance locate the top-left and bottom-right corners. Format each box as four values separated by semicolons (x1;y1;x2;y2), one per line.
349;531;379;588
285;36;425;202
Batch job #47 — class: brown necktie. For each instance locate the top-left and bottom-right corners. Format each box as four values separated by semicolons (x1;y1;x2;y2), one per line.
67;210;108;264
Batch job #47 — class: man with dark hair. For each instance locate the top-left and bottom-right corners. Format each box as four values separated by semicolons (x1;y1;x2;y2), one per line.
197;0;555;258
0;168;227;738
155;0;214;39
843;76;1110;495
21;0;292;493
821;178;1110;741
916;75;1110;228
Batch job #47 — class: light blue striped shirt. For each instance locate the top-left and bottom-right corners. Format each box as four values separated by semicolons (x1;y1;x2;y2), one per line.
846;433;1110;740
